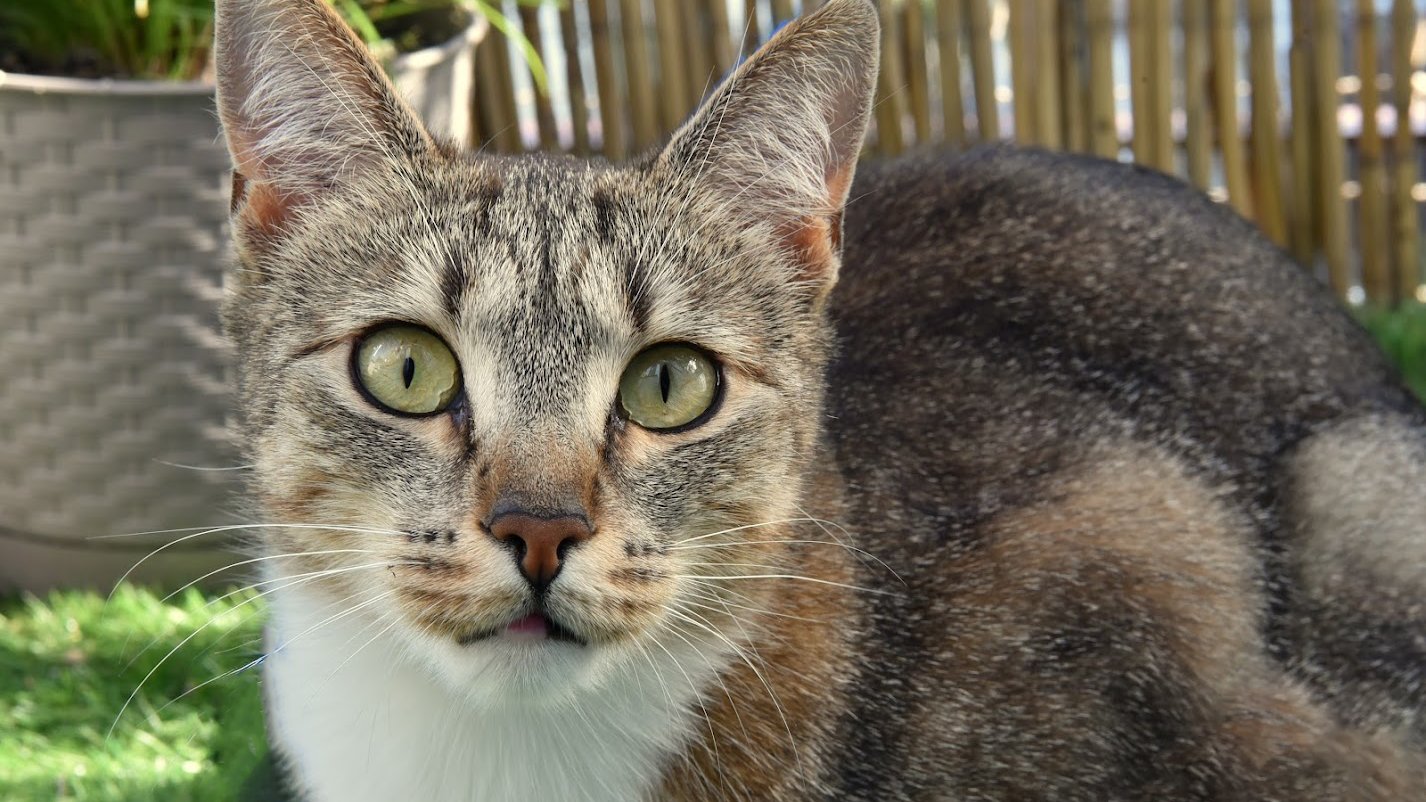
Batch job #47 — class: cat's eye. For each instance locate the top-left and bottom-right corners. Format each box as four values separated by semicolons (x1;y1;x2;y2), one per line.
353;325;462;416
618;344;720;431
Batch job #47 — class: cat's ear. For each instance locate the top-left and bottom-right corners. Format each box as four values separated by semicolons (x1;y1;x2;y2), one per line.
657;0;879;302
214;0;434;242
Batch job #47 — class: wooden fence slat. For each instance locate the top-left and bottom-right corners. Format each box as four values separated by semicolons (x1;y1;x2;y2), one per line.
588;0;625;159
1086;0;1116;158
1392;0;1420;302
937;0;967;147
708;0;736;79
1289;4;1321;268
559;2;590;155
682;0;714;105
1182;0;1211;187
477;31;522;153
1312;0;1352;295
772;0;795;26
875;0;907;154
1037;0;1062;148
621;0;660;151
742;0;762;60
904;0;934;145
1247;0;1287;245
1211;0;1252;215
1128;0;1151;164
519;5;559;152
653;0;690;132
1059;1;1087;153
966;0;998;141
1356;0;1390;302
1009;0;1039;145
1149;0;1172;170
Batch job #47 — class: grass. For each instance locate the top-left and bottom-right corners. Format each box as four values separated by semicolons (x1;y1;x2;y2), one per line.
1;304;1422;801
0;586;268;801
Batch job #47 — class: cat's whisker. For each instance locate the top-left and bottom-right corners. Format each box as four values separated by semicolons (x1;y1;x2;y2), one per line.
106;523;406;601
151;459;255;472
643;629;726;792
660;613;753;745
673;516;832;546
792;502;906;585
160;549;381;604
324;615;399;684
675;572;895;596
663;607;804;772
678;589;832;626
671;537;895;573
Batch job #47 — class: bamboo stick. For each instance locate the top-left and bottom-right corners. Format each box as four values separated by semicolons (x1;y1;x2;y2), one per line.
559;1;590;155
1313;0;1351;295
904;0;933;145
1128;0;1152;164
742;0;762;60
709;0;735;78
1036;0;1062;149
1356;0;1390;302
1211;0;1251;215
937;0;966;147
772;0;794;26
966;0;998;141
1086;0;1116;158
478;32;521;152
1247;0;1286;244
621;0;659;151
1288;5;1321;267
875;0;907;154
588;0;625;158
1182;0;1211;186
1060;0;1087;153
1392;0;1420;302
1009;0;1039;145
1149;0;1172;169
683;0;714;105
518;6;559;151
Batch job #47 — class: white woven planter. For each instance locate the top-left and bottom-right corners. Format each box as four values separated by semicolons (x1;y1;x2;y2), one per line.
389;16;488;145
0;19;486;593
0;73;240;593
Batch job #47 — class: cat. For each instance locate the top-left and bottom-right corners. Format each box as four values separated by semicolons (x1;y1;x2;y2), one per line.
215;0;1426;799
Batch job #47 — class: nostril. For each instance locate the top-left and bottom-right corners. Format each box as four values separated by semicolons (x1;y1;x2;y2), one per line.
485;509;594;589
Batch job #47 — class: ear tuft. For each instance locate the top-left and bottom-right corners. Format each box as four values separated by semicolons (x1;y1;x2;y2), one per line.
214;0;433;239
659;0;879;300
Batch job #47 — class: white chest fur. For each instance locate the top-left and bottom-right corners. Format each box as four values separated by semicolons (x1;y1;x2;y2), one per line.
263;584;716;802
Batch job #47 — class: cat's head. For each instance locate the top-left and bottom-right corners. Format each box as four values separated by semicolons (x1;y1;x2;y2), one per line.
215;0;878;701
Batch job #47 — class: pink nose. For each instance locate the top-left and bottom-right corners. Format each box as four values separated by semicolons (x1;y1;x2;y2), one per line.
487;512;593;590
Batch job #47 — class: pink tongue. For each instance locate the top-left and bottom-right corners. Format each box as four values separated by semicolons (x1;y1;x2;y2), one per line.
506;613;549;637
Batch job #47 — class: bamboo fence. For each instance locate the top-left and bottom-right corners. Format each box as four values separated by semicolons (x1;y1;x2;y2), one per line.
469;0;1426;307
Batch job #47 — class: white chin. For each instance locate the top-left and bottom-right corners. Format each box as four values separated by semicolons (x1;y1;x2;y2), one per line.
418;635;611;705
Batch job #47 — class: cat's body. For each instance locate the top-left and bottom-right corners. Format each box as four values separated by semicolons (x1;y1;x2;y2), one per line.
215;1;1426;800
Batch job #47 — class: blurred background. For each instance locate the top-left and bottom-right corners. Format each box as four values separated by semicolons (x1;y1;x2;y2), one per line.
2;1;1426;799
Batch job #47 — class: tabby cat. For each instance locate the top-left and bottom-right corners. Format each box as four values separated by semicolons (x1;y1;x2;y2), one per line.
215;0;1426;799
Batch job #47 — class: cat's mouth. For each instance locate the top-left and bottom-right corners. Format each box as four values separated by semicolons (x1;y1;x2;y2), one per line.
457;609;586;647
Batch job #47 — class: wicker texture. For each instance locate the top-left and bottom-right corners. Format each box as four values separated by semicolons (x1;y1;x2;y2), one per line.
0;78;243;574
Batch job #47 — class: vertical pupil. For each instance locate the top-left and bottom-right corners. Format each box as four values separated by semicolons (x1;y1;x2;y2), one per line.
658;362;671;403
402;356;416;389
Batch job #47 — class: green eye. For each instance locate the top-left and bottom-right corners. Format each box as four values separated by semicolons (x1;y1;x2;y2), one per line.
354;325;461;416
618;344;719;431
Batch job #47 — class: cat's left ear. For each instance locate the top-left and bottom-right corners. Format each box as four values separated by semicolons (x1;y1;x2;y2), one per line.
657;0;879;305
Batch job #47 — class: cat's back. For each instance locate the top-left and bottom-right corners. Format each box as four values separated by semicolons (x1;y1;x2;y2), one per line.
830;146;1419;519
821;147;1426;798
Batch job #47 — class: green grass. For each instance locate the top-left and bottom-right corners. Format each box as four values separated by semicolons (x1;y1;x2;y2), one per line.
1359;302;1426;402
1;304;1423;801
0;586;268;801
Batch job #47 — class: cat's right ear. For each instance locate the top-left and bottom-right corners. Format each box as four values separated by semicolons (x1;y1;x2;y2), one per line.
656;0;879;307
214;0;433;245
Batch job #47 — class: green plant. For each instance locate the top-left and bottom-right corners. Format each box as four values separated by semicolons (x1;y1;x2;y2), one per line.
0;0;213;80
1359;303;1426;402
332;0;550;91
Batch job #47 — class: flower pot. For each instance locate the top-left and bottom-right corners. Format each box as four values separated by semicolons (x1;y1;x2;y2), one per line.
388;16;488;146
0;72;241;593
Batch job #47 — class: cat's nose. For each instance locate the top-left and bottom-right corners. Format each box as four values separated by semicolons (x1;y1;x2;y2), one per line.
486;510;593;591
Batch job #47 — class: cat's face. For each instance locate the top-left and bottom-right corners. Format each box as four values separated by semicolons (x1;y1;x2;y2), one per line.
215;0;876;701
